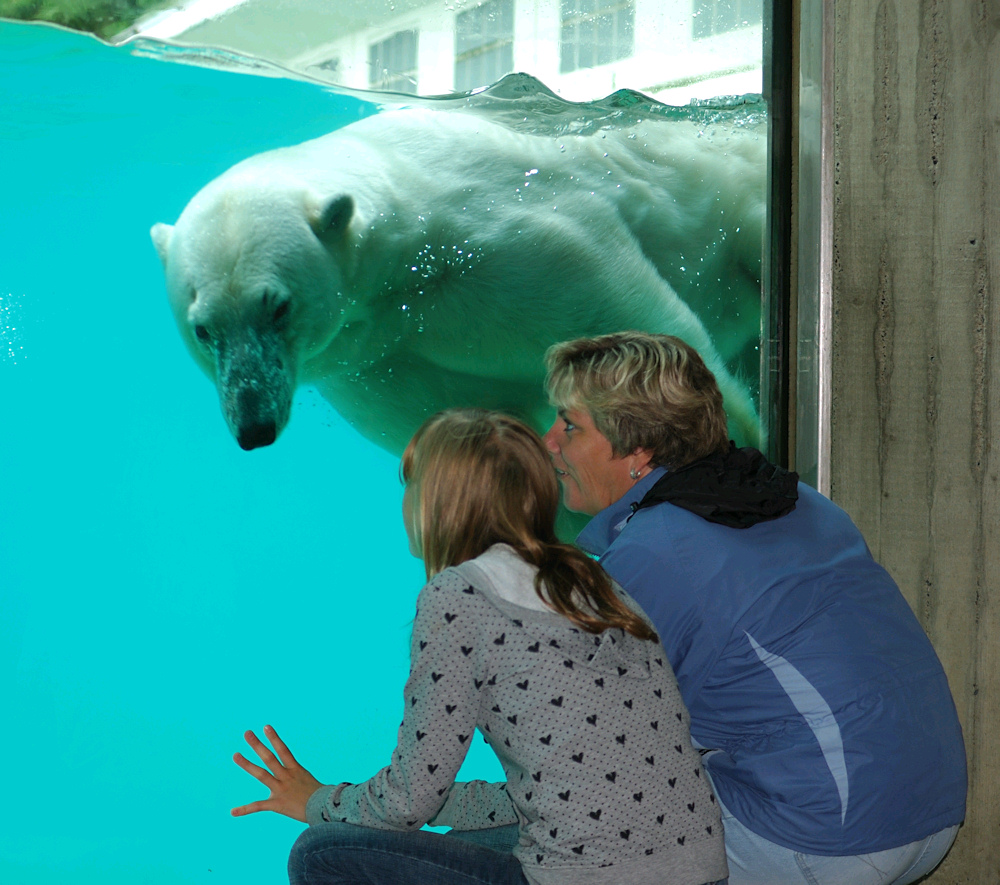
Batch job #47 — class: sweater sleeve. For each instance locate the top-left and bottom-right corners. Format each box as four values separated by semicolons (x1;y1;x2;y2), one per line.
307;575;496;831
428;779;519;829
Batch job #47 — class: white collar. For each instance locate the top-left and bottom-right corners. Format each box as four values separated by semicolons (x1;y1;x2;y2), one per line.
467;543;552;611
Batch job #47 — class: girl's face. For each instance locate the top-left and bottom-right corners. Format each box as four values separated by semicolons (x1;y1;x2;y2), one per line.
542;408;645;516
402;482;421;558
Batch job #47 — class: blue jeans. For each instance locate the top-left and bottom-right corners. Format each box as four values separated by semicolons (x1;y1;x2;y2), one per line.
289;822;728;885
704;770;959;885
288;822;529;885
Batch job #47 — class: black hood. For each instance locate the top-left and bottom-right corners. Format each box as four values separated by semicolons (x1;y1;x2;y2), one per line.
633;443;799;529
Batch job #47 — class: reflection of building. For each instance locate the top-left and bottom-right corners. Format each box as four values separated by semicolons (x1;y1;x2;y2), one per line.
135;0;762;104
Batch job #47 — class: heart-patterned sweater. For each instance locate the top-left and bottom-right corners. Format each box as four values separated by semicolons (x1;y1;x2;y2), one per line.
306;545;727;885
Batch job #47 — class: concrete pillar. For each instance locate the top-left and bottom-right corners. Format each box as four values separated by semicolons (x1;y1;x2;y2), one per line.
827;1;1000;879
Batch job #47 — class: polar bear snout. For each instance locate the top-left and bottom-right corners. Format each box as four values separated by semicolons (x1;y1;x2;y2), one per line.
231;372;280;449
236;417;278;450
222;375;290;450
215;330;294;450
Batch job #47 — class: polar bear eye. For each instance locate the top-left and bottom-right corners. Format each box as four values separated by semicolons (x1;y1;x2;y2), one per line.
194;324;211;343
273;300;291;325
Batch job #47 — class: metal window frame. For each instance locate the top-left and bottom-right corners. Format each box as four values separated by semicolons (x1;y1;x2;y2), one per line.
762;0;793;469
762;0;831;493
793;0;833;492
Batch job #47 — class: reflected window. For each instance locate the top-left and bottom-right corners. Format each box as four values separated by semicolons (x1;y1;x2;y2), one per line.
455;0;515;93
369;29;419;93
559;0;635;74
314;56;342;76
692;0;763;40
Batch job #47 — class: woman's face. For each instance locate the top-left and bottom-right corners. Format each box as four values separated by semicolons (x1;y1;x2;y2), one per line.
542;408;642;516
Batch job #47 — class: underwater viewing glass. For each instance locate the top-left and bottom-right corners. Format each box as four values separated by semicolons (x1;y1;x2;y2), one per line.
0;2;790;882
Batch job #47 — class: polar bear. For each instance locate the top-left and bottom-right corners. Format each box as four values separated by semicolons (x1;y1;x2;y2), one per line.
151;105;762;454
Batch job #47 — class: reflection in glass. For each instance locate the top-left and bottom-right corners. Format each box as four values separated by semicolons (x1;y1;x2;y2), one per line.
97;0;763;104
559;0;635;73
368;27;419;93
455;0;515;92
693;0;764;40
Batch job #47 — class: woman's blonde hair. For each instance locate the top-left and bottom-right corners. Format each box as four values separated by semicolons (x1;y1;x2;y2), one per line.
401;409;656;641
545;332;730;469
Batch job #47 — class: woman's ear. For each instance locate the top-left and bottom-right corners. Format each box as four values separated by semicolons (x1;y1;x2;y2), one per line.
632;447;655;474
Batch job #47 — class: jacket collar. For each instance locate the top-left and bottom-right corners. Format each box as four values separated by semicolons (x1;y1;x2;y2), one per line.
576;466;668;556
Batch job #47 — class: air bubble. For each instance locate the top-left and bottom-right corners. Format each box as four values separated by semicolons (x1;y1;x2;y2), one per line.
1;292;26;364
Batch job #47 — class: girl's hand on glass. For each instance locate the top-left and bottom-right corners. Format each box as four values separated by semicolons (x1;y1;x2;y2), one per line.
231;724;323;822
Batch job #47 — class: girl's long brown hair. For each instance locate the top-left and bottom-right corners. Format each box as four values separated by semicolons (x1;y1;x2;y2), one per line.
401;409;656;641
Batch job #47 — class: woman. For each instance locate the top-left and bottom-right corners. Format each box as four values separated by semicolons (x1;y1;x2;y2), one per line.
541;331;967;885
232;409;728;885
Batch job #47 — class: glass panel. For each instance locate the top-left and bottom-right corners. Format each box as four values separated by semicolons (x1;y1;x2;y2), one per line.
693;0;764;40
560;1;634;74
455;0;515;92
1;2;776;883
369;28;418;92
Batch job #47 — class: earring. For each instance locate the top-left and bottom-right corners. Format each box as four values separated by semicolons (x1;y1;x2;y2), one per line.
629;467;641;480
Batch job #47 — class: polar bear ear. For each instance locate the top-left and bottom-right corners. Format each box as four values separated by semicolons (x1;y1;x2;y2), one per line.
150;223;174;267
312;194;355;241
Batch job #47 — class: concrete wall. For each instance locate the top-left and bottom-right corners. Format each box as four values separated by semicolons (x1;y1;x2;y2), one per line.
828;1;999;880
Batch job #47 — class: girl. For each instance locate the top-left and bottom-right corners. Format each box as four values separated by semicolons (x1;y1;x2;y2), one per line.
233;409;727;885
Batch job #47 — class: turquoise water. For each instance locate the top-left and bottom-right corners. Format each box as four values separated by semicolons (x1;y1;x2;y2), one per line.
1;20;764;884
1;21;500;884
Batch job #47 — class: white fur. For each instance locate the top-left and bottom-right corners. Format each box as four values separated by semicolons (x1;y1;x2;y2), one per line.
151;107;763;452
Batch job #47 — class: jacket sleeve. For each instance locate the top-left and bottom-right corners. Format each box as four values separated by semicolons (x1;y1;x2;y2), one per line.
306;575;496;831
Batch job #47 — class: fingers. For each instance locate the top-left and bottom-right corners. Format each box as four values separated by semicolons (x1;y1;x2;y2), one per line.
231;799;271;817
233;727;302;788
262;724;300;769
233;750;278;783
232;726;319;824
244;728;285;772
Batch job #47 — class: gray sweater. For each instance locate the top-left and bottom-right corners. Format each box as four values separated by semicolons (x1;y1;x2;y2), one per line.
307;545;727;885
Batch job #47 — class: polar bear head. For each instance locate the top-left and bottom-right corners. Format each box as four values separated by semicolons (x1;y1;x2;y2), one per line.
152;177;355;450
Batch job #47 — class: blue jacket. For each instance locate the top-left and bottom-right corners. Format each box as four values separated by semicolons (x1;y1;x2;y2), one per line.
578;468;967;855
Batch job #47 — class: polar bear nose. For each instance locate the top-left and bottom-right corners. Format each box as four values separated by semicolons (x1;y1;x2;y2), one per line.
237;421;277;450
